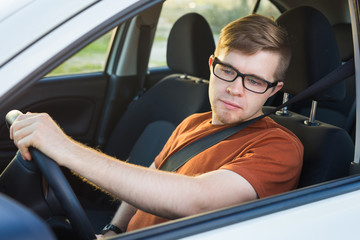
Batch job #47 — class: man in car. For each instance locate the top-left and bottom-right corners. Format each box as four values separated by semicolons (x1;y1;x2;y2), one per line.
9;14;303;236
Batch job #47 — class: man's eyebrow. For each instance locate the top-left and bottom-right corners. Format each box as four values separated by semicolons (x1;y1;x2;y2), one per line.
220;59;267;81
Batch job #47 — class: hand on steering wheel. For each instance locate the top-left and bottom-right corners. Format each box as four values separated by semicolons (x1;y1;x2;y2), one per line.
6;110;96;240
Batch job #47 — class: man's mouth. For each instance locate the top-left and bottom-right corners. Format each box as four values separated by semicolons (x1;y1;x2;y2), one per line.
220;99;241;110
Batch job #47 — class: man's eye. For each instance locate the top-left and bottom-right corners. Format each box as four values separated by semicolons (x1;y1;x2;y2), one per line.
246;77;264;86
220;66;234;75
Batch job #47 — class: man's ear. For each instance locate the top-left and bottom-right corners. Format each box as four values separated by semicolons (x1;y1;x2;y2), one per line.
269;81;284;97
209;55;214;69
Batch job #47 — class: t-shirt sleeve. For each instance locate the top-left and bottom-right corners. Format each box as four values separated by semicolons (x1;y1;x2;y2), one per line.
220;129;303;198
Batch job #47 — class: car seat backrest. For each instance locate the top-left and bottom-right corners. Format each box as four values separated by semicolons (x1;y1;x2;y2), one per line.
105;13;214;166
281;12;355;134
278;6;345;101
333;23;354;62
307;23;356;136
330;23;356;135
269;6;354;187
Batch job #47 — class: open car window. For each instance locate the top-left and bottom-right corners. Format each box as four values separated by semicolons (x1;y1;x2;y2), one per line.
149;0;280;68
46;30;115;77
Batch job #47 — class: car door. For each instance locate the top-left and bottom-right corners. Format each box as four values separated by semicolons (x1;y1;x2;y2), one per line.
0;33;112;173
0;2;164;234
0;3;163;173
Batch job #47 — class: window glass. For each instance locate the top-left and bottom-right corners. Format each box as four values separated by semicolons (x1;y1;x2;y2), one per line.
149;0;280;68
256;0;281;19
47;30;115;76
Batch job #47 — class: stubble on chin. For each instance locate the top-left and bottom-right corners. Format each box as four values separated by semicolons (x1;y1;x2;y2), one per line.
212;106;262;125
212;107;239;125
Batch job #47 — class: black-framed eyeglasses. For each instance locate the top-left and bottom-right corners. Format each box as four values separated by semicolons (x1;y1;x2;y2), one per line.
212;57;280;94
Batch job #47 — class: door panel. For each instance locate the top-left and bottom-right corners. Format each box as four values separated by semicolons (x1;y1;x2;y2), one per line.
0;73;109;172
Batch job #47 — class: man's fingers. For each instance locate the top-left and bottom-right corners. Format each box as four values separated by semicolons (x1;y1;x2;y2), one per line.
9;112;41;161
14;131;35;161
20;149;32;161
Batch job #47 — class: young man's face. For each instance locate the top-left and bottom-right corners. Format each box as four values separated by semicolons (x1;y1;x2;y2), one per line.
208;49;283;125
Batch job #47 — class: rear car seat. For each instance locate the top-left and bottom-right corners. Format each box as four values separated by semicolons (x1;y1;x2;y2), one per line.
104;13;215;167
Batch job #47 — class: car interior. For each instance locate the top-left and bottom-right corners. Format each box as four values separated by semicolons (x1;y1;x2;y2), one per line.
0;0;358;239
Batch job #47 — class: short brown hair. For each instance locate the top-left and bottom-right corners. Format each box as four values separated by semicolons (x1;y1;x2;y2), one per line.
215;14;291;81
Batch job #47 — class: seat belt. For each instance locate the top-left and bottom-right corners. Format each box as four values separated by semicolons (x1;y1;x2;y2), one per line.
160;115;264;172
160;58;355;172
133;24;152;101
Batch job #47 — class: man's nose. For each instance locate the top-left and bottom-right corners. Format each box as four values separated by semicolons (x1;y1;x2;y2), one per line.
226;77;245;96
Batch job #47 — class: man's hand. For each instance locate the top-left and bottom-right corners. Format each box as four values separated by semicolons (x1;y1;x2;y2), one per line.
9;112;70;164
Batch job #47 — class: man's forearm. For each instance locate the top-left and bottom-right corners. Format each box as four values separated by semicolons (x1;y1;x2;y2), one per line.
109;163;157;230
57;139;256;220
110;201;137;232
57;139;209;219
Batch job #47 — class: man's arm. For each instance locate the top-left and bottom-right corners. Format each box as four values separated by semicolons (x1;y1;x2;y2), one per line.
10;113;257;219
56;140;257;219
104;162;157;236
101;201;137;237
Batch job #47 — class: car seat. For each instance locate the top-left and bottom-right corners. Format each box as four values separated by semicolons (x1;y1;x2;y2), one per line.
104;13;215;167
288;21;355;139
313;23;356;138
266;6;354;188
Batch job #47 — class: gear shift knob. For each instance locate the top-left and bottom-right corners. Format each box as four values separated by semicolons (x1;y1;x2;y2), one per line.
5;110;23;128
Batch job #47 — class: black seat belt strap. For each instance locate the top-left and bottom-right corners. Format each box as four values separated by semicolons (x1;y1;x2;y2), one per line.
160;58;355;172
272;58;355;113
133;24;152;101
160;115;263;172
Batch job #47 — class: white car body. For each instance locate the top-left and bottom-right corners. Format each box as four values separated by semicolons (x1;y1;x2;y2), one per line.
185;190;360;240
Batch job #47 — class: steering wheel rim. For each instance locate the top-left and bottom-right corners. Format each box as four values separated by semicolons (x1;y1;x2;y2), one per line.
6;110;96;240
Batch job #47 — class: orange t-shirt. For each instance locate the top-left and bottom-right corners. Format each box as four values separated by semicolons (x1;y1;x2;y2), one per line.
127;112;303;232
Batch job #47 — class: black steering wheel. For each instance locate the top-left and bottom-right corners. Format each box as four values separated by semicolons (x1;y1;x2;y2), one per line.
6;110;96;240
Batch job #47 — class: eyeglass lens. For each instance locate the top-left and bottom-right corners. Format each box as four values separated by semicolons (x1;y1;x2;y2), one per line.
214;63;269;93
